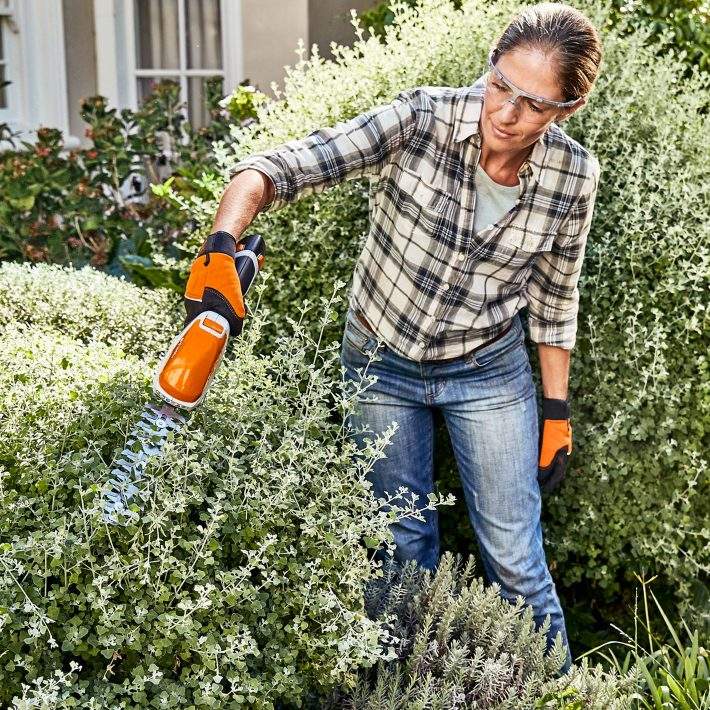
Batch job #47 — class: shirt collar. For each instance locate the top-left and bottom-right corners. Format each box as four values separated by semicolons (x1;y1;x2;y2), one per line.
453;77;549;185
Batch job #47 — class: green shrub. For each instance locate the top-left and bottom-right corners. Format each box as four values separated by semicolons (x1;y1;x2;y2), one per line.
320;554;638;708
164;0;709;613
0;78;240;286
219;84;270;124
539;12;709;612
604;0;710;74
360;0;710;72
3;0;707;701
0;283;458;706
0;262;182;358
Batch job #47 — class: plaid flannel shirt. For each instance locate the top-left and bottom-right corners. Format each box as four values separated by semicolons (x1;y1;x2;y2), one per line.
231;76;600;361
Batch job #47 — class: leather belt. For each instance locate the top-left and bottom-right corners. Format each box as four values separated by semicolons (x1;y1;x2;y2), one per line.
354;311;514;364
424;320;513;363
355;311;376;334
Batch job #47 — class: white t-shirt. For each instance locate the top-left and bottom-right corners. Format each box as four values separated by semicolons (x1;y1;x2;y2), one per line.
473;165;521;235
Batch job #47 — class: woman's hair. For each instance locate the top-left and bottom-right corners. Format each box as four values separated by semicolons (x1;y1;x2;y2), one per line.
492;2;603;102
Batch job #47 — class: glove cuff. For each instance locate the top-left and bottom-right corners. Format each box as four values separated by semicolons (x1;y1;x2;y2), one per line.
542;397;570;420
199;231;238;258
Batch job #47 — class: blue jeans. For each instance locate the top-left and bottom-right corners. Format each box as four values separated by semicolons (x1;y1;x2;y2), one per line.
340;306;571;671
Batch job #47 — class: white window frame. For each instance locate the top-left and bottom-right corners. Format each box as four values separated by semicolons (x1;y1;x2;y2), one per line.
0;7;19;125
94;0;243;118
0;0;74;147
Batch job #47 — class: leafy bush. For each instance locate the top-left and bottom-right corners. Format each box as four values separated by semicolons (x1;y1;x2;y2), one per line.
604;0;709;73
540;12;709;612
0;262;182;358
0;79;266;288
2;0;707;702
358;0;434;38
1;82;190;272
0;281;459;706
360;0;709;72
163;0;709;614
219;84;269;124
320;554;637;708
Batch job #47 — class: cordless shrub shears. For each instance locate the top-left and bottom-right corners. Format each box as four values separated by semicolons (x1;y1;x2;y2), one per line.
101;232;266;524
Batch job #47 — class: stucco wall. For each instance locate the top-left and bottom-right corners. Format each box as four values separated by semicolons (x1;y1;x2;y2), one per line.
62;0;98;141
241;0;310;97
241;0;379;98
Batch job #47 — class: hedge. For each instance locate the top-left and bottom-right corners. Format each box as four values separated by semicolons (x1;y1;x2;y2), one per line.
164;0;710;612
0;79;244;276
0;280;458;706
0;262;182;359
1;0;708;703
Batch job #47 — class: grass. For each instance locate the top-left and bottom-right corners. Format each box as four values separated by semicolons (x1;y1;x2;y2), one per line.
581;574;709;709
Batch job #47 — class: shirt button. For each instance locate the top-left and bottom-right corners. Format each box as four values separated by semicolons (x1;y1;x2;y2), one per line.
419;341;426;349
443;283;450;291
457;253;465;261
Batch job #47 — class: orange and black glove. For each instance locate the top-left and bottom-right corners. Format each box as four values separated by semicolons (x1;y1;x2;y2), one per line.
184;231;246;337
537;398;572;493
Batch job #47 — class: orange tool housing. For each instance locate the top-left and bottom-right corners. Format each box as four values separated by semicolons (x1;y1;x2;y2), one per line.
153;311;230;410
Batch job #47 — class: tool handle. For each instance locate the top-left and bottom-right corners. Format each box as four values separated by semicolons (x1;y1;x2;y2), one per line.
155;234;266;410
235;234;266;300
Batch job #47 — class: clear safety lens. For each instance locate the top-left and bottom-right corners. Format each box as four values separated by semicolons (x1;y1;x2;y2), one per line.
485;70;559;125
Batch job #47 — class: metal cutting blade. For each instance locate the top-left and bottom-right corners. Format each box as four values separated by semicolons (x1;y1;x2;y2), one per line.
101;403;186;524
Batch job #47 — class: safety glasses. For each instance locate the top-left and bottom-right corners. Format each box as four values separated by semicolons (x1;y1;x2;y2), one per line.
485;49;582;125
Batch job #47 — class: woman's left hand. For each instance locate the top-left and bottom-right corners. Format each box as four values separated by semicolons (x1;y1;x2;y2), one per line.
538;398;572;493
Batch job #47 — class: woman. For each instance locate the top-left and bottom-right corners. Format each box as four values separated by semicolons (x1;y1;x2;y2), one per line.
186;2;602;672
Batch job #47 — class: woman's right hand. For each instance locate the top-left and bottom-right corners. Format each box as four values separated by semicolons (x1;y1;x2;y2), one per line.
184;231;246;335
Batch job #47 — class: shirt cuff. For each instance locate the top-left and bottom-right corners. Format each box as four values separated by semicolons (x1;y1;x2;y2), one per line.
230;156;289;213
527;314;578;350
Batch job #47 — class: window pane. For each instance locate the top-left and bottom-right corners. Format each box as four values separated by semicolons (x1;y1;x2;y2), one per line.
135;0;180;70
186;0;222;69
137;76;180;105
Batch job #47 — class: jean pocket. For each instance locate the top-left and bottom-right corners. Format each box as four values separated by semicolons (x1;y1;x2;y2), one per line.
344;309;380;356
464;318;523;368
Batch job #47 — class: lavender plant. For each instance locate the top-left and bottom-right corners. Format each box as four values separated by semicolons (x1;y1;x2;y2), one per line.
320;554;638;708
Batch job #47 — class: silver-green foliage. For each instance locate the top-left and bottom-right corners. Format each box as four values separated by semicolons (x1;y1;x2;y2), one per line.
0;283;447;707
0;262;183;358
167;0;709;609
542;9;709;611
321;553;637;708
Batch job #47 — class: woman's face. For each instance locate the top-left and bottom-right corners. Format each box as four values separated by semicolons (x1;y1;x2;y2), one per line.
480;47;584;155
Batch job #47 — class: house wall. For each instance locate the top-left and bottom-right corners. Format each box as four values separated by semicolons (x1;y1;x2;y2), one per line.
241;0;379;98
241;0;309;97
62;0;98;141
9;0;382;146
